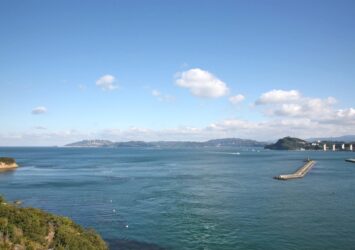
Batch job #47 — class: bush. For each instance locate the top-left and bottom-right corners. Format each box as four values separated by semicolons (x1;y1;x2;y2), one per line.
0;196;107;250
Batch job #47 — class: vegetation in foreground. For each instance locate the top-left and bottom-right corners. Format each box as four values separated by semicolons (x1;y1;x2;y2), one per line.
0;196;107;250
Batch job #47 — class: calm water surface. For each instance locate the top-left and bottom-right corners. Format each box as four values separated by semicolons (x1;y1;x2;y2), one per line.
0;147;355;250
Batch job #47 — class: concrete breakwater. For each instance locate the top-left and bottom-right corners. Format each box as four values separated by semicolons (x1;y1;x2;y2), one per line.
274;160;316;180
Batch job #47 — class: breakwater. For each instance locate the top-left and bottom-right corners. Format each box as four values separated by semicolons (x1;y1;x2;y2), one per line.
274;160;316;180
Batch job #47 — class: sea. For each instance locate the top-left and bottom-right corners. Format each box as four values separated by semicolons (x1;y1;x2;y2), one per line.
0;147;354;250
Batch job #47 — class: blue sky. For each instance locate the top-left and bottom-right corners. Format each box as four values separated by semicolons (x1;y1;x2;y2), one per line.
1;0;355;145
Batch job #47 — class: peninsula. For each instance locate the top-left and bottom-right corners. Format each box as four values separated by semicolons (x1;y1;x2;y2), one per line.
0;158;18;170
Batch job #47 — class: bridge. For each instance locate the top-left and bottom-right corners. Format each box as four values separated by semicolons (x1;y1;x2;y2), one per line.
320;143;353;151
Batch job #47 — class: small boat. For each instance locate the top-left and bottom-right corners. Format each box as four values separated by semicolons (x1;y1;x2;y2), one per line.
345;159;355;163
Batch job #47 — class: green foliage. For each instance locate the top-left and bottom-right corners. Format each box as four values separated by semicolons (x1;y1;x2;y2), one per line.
0;196;107;250
0;158;15;165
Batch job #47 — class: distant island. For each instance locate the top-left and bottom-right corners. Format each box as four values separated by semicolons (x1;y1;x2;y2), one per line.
265;136;355;151
65;138;267;148
0;195;107;250
265;137;313;150
0;158;18;170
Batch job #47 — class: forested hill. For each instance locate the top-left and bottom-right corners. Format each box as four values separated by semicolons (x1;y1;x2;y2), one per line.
265;137;310;150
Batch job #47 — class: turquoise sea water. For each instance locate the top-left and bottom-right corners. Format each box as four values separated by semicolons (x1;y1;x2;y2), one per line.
0;147;355;250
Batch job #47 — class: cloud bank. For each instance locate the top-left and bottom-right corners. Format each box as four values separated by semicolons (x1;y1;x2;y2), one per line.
3;88;354;146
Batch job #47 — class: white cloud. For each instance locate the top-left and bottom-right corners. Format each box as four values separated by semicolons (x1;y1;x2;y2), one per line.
151;89;175;102
229;94;245;104
32;106;47;115
96;74;118;91
255;89;300;105
175;68;229;98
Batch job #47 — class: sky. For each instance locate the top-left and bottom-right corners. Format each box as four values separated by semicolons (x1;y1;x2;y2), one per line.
1;0;355;146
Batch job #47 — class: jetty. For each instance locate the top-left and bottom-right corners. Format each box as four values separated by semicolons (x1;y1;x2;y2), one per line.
345;159;355;163
274;160;316;180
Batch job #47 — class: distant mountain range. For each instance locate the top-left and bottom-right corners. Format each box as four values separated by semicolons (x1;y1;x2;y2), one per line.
65;138;267;148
